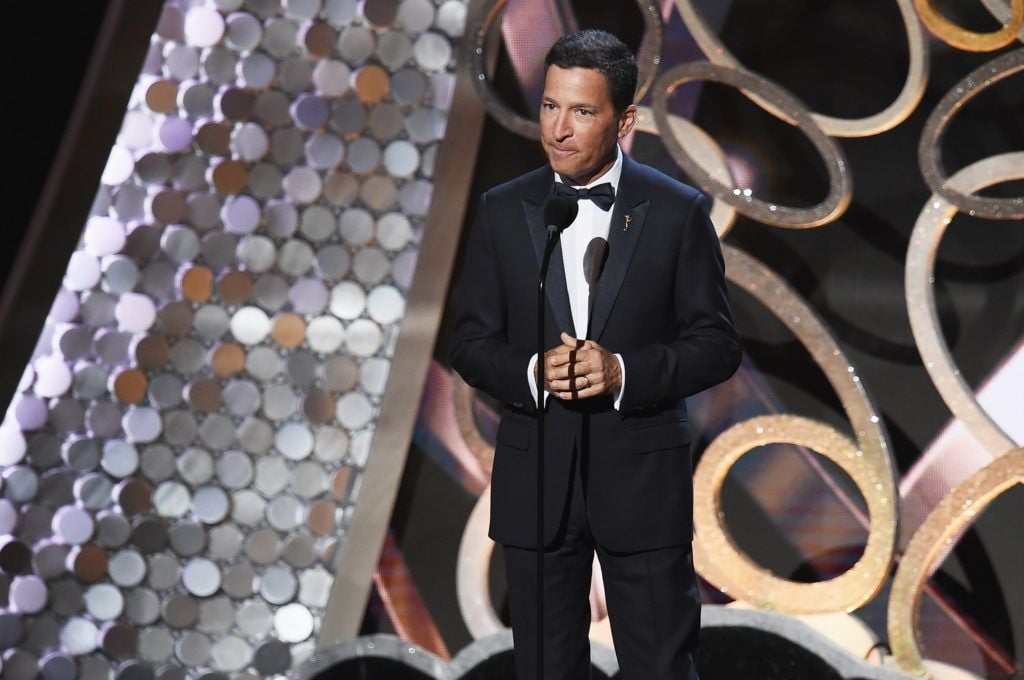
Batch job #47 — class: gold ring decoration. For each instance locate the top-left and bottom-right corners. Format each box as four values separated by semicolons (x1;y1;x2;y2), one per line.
692;245;898;613
453;374;496;475
980;0;1024;43
906;151;1024;457
914;0;1024;51
652;62;853;228
888;449;1024;677
674;0;930;137
918;48;1024;220
466;0;663;139
456;484;504;638
633;105;738;238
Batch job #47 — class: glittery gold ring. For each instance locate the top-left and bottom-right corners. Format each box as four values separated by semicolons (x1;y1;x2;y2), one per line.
914;0;1024;51
918;48;1024;220
888;449;1024;676
693;416;896;614
692;246;898;613
906;151;1024;456
652;62;852;228
674;0;930;137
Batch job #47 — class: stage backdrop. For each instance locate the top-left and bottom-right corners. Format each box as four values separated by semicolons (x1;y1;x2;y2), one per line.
0;1;1020;679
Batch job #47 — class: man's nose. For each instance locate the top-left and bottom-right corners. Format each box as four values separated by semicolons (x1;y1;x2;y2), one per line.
554;112;573;140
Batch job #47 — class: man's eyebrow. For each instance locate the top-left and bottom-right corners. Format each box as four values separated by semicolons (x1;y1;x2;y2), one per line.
542;96;601;109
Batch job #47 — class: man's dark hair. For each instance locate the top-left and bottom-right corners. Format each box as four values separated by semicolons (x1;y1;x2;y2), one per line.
544;30;638;112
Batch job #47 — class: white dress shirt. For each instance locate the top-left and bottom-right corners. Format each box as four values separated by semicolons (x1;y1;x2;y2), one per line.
528;146;627;409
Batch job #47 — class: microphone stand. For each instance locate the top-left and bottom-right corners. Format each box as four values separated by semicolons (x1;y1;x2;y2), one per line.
535;223;560;680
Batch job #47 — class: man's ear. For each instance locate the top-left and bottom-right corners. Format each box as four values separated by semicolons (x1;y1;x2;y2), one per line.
618;104;638;138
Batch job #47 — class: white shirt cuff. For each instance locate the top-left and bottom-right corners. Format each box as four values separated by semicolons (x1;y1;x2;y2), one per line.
527;353;550;408
613;352;625;411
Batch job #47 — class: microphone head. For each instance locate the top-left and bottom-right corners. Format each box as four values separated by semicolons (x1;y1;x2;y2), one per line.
543;196;578;233
583;236;609;287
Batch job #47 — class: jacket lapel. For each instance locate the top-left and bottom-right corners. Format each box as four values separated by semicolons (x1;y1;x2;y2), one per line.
524;192;576;338
588;155;650;341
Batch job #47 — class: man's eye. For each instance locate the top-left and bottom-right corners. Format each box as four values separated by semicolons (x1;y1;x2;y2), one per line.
543;102;556;110
577;109;592;116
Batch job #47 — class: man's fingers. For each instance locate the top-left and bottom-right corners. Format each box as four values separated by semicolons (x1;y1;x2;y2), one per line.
560;332;583;348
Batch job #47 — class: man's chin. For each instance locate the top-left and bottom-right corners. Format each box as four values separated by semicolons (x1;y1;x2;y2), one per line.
547;159;581;180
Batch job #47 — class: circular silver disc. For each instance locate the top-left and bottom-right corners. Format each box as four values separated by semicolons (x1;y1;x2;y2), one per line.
161;593;198;628
177;448;214;486
292;462;327;499
208;524;244;561
197;595;234;635
193;486;230;524
282;532;317;568
147;554;180;591
274;602;314;642
125;588;160;625
259;565;297;605
168;521;206;557
84;583;125;620
299;566;333;607
230;490;266;526
234;599;272;637
221;561;256;599
181;558;221;597
314;426;349;463
109;549;147;587
141;445;176;483
244;528;280;566
215;451;254;489
254;458;289;496
175;630;211;667
266;495;304;531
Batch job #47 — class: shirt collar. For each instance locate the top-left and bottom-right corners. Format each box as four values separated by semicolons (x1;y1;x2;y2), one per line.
554;145;623;191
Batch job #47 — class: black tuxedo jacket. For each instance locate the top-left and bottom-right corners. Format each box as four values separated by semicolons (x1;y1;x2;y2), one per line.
450;153;741;552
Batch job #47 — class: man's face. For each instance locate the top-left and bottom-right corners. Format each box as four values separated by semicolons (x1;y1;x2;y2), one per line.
540;65;636;186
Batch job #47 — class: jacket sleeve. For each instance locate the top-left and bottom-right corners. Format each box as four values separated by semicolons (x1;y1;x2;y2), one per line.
449;192;537;411
617;193;742;411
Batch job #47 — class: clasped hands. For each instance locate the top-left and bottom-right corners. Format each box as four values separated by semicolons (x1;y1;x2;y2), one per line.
536;332;621;400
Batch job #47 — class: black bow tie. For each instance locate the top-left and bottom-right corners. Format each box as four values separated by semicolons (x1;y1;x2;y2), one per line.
554;182;616;211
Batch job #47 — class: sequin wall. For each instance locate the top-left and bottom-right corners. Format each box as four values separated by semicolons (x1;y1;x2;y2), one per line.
0;0;465;677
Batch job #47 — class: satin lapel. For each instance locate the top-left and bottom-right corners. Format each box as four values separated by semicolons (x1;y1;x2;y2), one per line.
523;199;576;337
588;160;650;341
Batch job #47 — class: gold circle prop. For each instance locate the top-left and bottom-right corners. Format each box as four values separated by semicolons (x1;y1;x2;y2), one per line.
906;151;1024;456
652;62;853;228
918;48;1024;220
456;484;503;638
690;245;898;613
453;374;495;474
693;416;897;614
674;0;929;137
887;449;1024;677
633;105;738;238
466;0;663;139
914;0;1024;51
980;0;1024;42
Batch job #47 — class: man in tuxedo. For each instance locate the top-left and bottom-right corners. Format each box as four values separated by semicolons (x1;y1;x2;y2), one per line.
450;29;741;679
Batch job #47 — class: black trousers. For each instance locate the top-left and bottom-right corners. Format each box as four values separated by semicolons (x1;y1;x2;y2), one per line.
503;442;701;680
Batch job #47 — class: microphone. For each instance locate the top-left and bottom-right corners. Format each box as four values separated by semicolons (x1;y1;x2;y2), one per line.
583;236;608;288
543;196;578;236
584;237;608;339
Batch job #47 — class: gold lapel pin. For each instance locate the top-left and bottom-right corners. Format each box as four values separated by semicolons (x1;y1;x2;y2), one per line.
624;213;632;231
